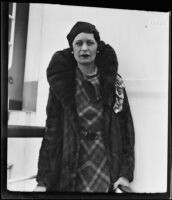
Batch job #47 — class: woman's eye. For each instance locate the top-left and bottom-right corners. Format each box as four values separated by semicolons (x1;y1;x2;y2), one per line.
87;41;94;45
75;42;82;46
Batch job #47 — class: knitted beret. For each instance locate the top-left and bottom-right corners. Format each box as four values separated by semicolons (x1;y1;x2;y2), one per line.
67;21;100;48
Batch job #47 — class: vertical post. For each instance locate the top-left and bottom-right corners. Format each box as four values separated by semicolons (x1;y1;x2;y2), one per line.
22;4;44;111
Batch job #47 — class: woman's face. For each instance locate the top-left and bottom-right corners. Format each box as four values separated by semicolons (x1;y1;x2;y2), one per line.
72;32;98;65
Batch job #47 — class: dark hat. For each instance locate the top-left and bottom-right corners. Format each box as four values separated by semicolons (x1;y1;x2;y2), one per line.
67;21;100;48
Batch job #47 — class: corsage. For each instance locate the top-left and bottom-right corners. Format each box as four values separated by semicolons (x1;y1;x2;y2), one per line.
113;74;125;113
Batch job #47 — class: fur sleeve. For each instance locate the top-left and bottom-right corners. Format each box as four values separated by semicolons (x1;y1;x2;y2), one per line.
36;88;63;189
116;75;135;182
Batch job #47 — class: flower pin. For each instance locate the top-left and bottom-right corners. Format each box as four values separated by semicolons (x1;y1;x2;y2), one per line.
113;74;124;114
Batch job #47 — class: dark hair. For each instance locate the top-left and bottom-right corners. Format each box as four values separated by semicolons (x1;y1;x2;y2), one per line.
67;21;100;50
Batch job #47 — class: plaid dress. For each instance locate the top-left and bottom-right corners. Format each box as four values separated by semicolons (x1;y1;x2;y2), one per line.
75;67;110;193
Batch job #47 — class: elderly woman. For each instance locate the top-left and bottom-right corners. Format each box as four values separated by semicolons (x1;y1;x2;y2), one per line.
34;21;135;193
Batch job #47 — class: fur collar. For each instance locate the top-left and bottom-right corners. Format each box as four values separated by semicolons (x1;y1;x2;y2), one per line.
47;41;118;108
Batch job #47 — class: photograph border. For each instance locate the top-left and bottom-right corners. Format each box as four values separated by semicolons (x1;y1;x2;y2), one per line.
1;1;171;199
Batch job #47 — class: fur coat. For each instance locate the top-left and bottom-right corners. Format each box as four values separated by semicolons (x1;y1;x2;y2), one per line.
36;41;135;192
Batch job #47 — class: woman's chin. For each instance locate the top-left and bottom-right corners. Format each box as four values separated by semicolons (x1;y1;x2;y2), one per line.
78;61;93;65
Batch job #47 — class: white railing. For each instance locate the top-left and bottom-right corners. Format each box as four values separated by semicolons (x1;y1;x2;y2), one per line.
8;175;36;184
7;174;37;192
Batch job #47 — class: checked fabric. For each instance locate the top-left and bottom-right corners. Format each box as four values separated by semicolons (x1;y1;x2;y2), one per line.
75;67;110;193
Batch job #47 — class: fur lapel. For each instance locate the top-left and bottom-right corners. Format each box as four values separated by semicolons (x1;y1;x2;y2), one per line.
47;41;118;108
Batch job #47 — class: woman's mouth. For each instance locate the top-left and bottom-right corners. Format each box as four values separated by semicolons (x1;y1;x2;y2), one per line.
80;54;90;59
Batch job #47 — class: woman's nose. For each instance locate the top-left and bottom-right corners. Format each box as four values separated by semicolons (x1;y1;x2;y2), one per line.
81;43;88;51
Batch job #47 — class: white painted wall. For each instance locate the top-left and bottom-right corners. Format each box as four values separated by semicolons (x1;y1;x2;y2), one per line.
8;4;169;193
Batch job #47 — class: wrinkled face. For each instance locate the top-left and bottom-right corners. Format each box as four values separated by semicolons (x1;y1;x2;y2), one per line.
72;33;98;65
